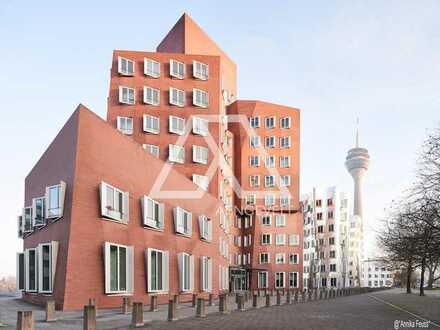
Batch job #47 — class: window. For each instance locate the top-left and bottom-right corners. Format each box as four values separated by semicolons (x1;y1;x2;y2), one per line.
280;136;291;148
329;224;334;232
265;136;276;148
31;197;45;227
192;117;208;136
258;271;268;288
25;248;38;292
316;199;322;207
250;156;260;167
265;194;275;206
280;195;290;207
275;253;285;264
198;216;212;241
250;117;260;128
99;182;129;223
118;56;135;76
318;225;324;233
193;174;209;191
193;89;209;108
330;278;337;287
193;145;208;164
17;215;24;238
38;241;59;293
317;212;323;220
276;234;286;246
280;117;291;129
45;181;66;219
117;116;133;135
319;238;325;246
329;237;335;245
265;116;276;129
143;115;160;134
200;256;212;292
261;233;271;245
275;272;285;288
250;136;261;148
142;196;164;230
22;207;34;235
328;211;334;219
265;156;275;168
330;250;336;258
119;86;135;105
319;251;325;259
265;175;275;188
219;266;229;290
320;264;326;272
170;59;185;79
143;86;160;105
259;215;271;227
289;234;299;246
173;207;192;236
259;253;269;264
177;252;194;292
169;87;185;107
146;248;169;292
193;61;209;80
289;272;298;288
169;144;185;164
169;116;185;135
280;156;291;168
280;175;291;187
245;194;256;206
327;198;333;206
275;215;286;227
103;242;133;294
142;144;160;158
249;175;260;187
289;253;299;264
144;58;160;78
330;264;336;272
16;253;25;290
321;278;327;287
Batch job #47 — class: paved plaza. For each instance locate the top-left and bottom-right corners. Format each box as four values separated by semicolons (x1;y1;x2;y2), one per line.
1;289;439;329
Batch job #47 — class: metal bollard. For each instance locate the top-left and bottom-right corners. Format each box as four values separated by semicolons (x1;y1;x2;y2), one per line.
308;290;312;301
302;290;306;302
196;298;206;318
83;305;96;330
150;295;158;312
122;297;131;314
131;302;144;328
17;311;33;330
252;294;258;308
219;294;229;314
208;293;214;306
88;298;97;316
276;290;281;305
45;300;56;322
265;294;271;307
168;299;178;321
192;294;197;307
286;290;291;304
237;294;245;311
294;290;299;303
173;294;179;306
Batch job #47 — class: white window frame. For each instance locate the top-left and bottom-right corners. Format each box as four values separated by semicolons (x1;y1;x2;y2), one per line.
249;175;260;187
118;56;135;76
265;156;275;168
170;59;185;79
275;215;286;227
23;207;33;233
169;115;185;135
289;253;299;265
143;86;160;106
250;136;261;148
146;248;169;293
169;87;185;107
32;197;46;227
259;253;269;264
280;136;291;148
168;144;185;164
193;61;209;80
265;136;276;148
280;195;291;207
192;145;208;164
264;194;275;206
280;175;291;187
192;117;208;136
265;175;275;188
142;196;164;230
275;253;285;264
198;215;212;241
289;234;300;246
261;233;272;245
280;156;291;168
24;248;38;292
265;116;276;129
103;241;134;294
177;252;194;292
250;116;260;128
245;194;256;206
173;207;192;236
200;256;212;292
289;272;299;288
261;214;271;226
45;181;66;219
276;234;286;246
249;156;260;167
281;116;291;129
192;174;209;191
118;86;135;105
144;58;160;78
37;241;59;294
117;116;133;135
16;252;25;291
142;144;160;158
143;114;160;134
258;271;269;288
275;272;285;289
99;181;129;223
193;88;209;108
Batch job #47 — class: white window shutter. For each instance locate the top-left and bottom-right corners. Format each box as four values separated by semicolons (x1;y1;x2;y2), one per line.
208;258;212;291
189;255;194;291
122;191;129;223
99;182;107;217
163;251;169;292
118;87;123;103
145;249;152;292
208;220;212;241
200;257;205;291
187;212;192;236
177;252;184;291
58;181;66;217
44;186;50;219
51;241;59;290
37;244;43;292
158;203;165;229
198;216;204;239
104;242;111;294
126;246;134;294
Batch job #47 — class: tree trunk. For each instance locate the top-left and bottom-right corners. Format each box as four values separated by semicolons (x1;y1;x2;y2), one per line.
427;267;434;289
406;264;412;294
420;258;426;296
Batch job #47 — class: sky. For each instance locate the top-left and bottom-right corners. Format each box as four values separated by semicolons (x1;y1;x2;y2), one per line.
0;0;439;276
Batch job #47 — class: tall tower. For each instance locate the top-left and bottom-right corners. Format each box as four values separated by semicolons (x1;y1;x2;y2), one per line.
345;121;370;218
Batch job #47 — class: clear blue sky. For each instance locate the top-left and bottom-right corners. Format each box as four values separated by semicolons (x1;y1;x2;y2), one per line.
0;0;439;276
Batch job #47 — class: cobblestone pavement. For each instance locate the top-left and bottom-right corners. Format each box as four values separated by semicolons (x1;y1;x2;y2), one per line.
0;289;439;329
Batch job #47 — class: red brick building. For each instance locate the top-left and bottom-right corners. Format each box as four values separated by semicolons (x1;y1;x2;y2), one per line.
16;13;302;310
